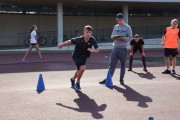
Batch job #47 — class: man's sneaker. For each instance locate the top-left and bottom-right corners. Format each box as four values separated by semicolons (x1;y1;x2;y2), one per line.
99;79;106;84
162;69;171;74
75;83;81;91
172;70;176;74
143;68;148;72
120;79;125;85
128;68;132;71
70;78;75;88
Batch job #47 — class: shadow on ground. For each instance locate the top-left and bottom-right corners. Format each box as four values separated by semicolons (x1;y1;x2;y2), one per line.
131;71;156;80
56;91;107;119
113;85;153;108
170;74;180;80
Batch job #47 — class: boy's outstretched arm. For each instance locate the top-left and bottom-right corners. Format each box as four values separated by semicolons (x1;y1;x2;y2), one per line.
87;48;99;53
58;40;72;49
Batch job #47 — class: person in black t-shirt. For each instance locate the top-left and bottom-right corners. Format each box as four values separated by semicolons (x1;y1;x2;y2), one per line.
128;34;147;72
58;25;99;91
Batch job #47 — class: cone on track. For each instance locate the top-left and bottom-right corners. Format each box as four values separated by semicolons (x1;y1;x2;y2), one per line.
148;116;154;120
105;70;113;87
36;74;46;91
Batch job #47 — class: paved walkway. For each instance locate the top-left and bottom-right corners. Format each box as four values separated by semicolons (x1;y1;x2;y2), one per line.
0;50;164;73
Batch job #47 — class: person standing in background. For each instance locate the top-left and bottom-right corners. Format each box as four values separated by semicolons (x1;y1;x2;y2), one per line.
128;34;147;72
162;19;180;74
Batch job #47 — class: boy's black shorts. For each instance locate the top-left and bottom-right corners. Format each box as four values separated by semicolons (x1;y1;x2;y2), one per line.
164;48;178;57
72;56;87;70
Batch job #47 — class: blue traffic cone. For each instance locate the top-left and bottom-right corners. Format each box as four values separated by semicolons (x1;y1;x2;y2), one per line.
105;70;113;87
36;74;46;91
148;116;154;120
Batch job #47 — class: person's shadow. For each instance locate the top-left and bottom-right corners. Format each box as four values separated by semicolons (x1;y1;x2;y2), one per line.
113;85;152;108
131;71;156;80
56;91;107;119
170;73;180;80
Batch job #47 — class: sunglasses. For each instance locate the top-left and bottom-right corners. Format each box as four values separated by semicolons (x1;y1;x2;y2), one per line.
135;36;139;38
116;19;123;21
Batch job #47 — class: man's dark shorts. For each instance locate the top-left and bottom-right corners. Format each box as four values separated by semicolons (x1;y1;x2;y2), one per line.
133;47;142;54
72;56;87;70
164;48;178;57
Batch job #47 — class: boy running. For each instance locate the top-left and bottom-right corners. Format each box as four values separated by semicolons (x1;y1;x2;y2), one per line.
128;34;147;72
58;25;99;90
162;19;180;74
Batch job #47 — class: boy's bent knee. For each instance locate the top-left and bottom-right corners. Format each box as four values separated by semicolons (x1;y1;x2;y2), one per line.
80;65;86;71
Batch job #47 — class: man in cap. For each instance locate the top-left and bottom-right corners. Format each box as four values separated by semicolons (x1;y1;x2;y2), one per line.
99;13;132;85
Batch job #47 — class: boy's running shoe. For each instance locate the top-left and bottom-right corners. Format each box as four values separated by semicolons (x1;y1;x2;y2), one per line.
70;78;75;88
75;83;81;91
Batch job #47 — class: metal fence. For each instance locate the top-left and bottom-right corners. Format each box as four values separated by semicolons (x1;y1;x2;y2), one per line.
132;25;168;39
18;31;57;47
16;25;168;47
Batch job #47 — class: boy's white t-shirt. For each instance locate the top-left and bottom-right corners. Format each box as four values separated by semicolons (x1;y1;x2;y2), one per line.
30;30;37;44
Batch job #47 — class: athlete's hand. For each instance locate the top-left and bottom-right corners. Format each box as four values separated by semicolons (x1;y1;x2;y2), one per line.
130;52;133;56
87;48;94;52
58;43;63;49
142;53;146;56
116;36;124;40
161;42;164;46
